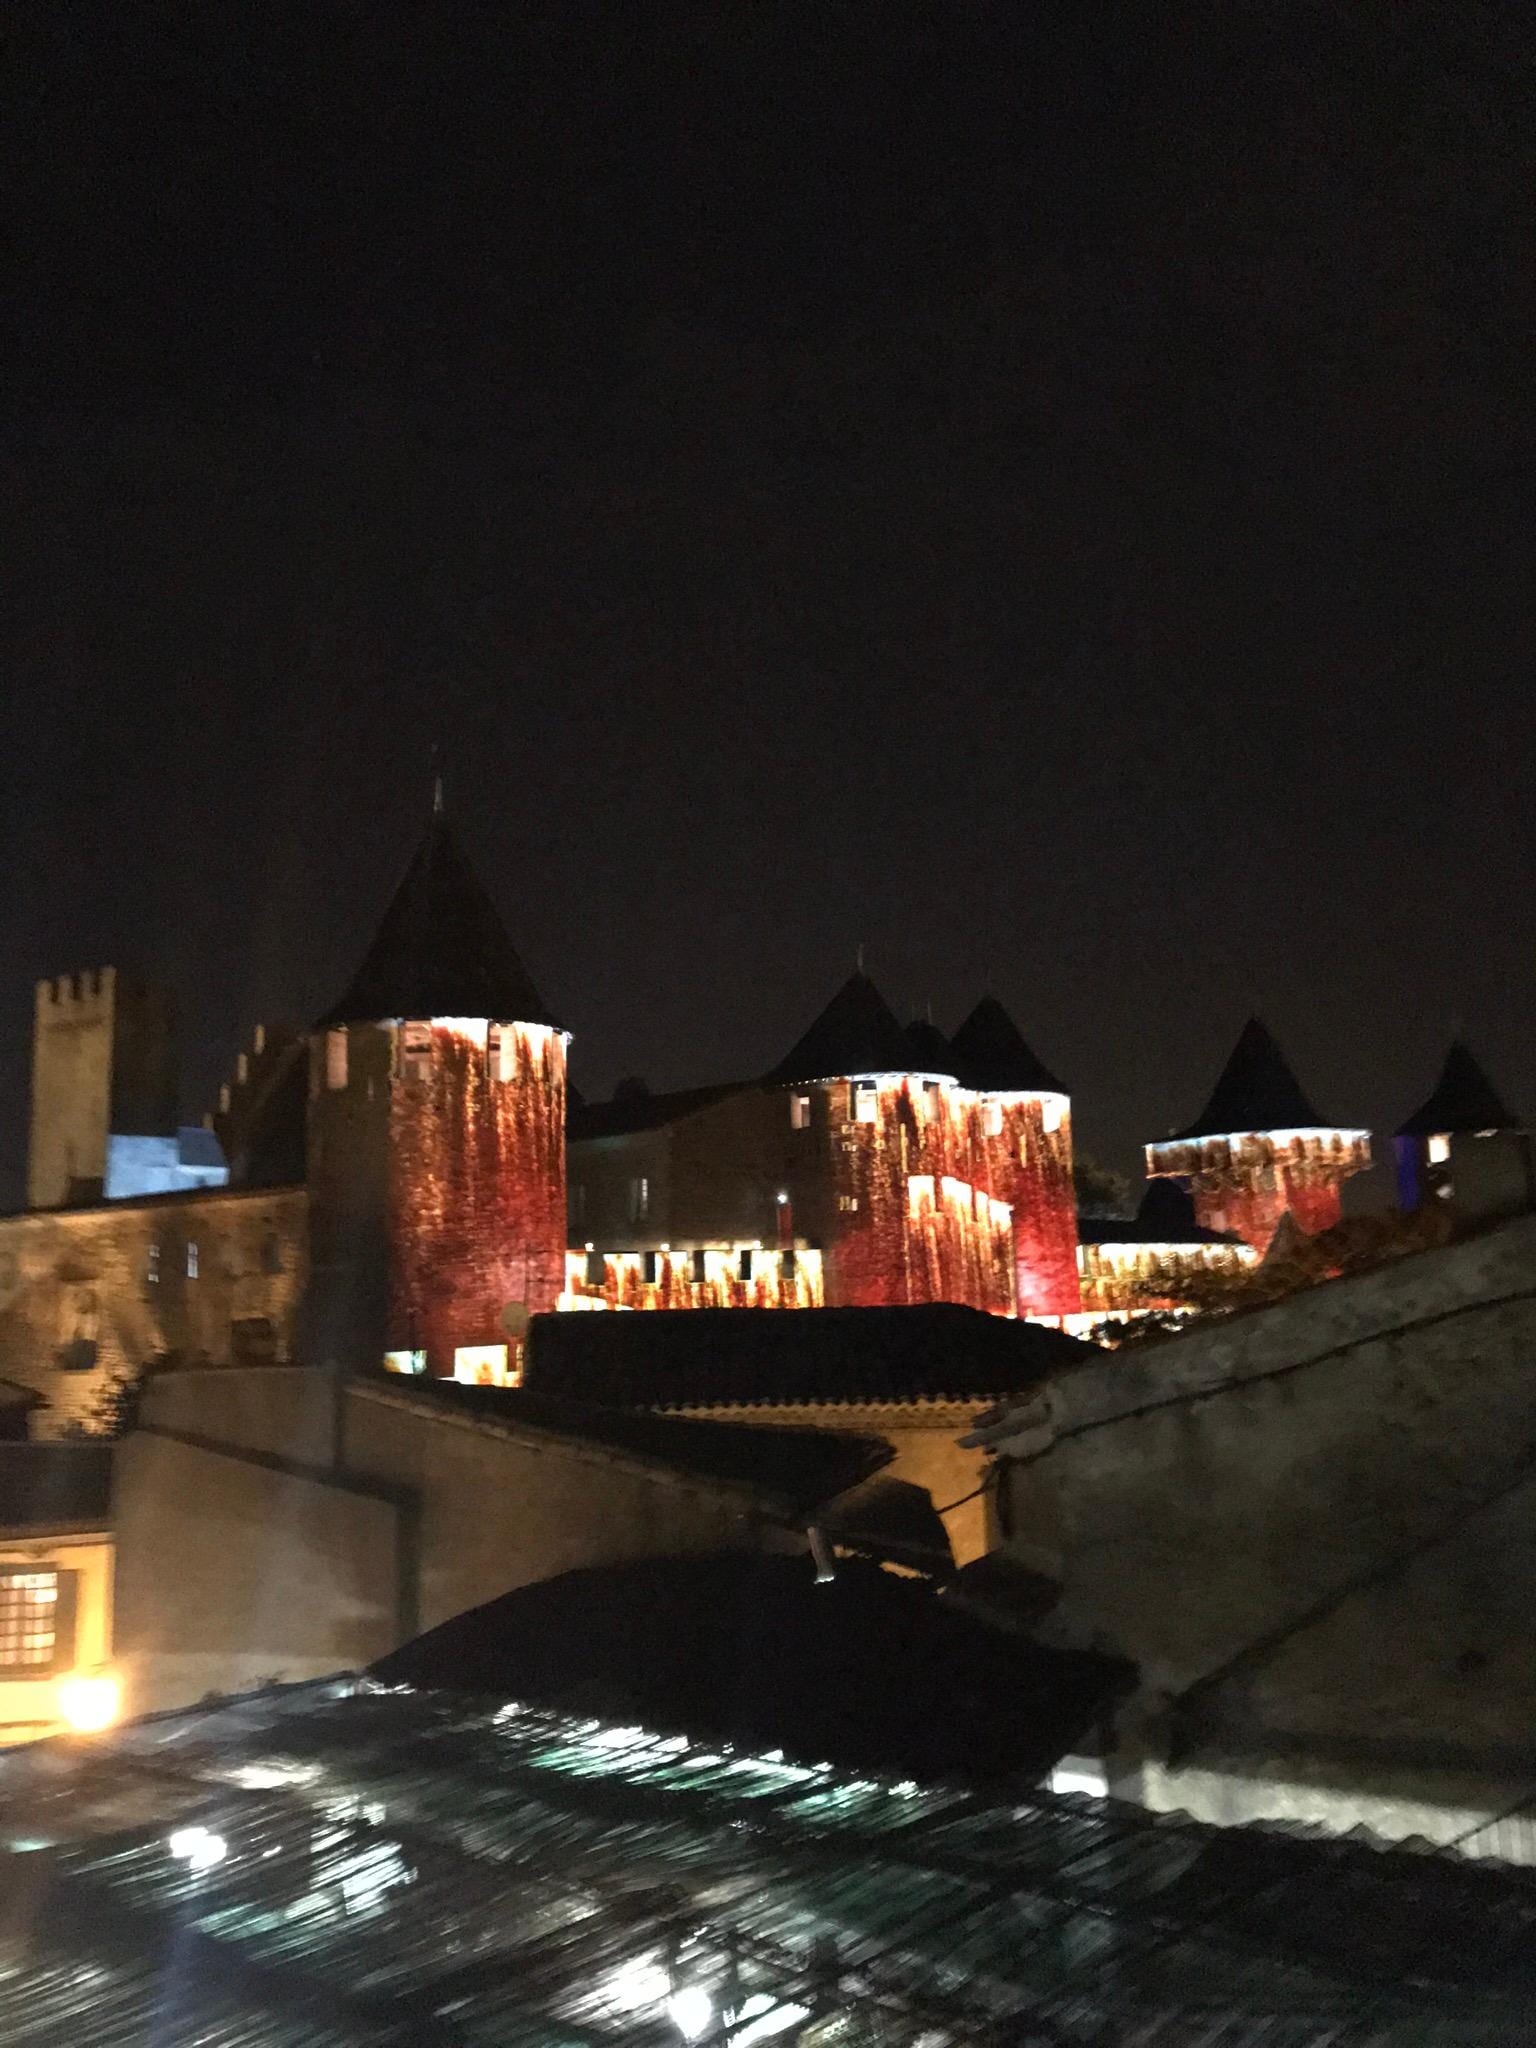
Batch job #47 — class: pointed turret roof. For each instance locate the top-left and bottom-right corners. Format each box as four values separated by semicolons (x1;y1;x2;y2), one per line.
1397;1040;1516;1138
903;1015;958;1078
318;803;560;1029
1171;1016;1326;1140
949;996;1067;1096
770;971;915;1084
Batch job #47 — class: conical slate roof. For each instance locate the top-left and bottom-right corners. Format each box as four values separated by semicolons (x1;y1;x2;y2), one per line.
1171;1016;1326;1140
1397;1040;1515;1137
903;1015;958;1077
770;971;915;1084
318;804;560;1029
949;996;1067;1096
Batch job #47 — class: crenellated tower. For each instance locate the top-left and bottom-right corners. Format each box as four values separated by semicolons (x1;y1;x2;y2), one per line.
1145;1016;1368;1254
303;794;567;1380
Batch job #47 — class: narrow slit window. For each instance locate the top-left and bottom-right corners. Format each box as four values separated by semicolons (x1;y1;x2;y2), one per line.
326;1029;348;1090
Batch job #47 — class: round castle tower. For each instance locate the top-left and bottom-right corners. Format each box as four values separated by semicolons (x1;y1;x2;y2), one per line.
304;792;567;1380
1145;1016;1368;1255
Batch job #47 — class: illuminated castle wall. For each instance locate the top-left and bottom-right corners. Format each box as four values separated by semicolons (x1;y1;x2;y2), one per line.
1144;1019;1370;1257
1144;1129;1371;1255
306;1018;567;1375
386;1021;567;1360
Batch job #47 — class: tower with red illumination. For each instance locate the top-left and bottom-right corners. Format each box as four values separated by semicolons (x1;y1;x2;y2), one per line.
770;973;1014;1315
303;795;567;1379
1145;1017;1368;1254
949;996;1080;1320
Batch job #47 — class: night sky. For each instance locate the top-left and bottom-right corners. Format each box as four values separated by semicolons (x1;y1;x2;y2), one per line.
4;3;1532;1207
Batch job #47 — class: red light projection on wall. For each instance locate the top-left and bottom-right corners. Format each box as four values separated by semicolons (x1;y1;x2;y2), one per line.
812;1078;1076;1317
1145;1130;1371;1255
560;1247;825;1312
387;1020;566;1370
1076;1238;1258;1317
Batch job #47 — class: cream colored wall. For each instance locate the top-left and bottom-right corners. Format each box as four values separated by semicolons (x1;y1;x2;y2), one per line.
0;1530;113;1745
680;1401;989;1565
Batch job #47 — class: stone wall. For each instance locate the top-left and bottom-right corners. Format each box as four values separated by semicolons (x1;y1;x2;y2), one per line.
114;1367;811;1715
0;1187;307;1435
992;1213;1536;1848
682;1398;989;1565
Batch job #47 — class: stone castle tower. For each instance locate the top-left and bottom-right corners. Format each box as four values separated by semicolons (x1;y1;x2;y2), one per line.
768;973;1077;1318
949;996;1080;1319
303;795;567;1378
27;968;178;1209
1145;1015;1369;1254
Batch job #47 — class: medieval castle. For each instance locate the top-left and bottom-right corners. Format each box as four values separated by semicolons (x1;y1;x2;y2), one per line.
3;798;1522;1435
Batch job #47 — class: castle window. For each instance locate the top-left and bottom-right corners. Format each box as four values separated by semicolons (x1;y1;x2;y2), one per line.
738;1247;754;1281
838;1194;859;1213
585;1248;605;1288
790;1093;811;1130
628;1176;650;1223
326;1030;348;1090
146;1243;160;1285
186;1241;199;1280
982;1100;1003;1137
488;1025;516;1082
453;1344;515;1388
0;1570;75;1677
1041;1098;1064;1135
852;1085;878;1124
1428;1133;1451;1164
781;1247;797;1277
400;1022;433;1082
691;1248;708;1285
642;1250;659;1284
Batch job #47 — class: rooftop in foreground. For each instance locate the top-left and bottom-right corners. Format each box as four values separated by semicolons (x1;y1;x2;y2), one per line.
3;1677;1535;2044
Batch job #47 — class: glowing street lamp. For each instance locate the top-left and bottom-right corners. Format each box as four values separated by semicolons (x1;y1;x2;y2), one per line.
56;1668;121;1735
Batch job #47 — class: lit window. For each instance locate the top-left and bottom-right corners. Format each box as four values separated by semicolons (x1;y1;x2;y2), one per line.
146;1243;160;1285
1041;1098;1064;1135
982;1100;1003;1137
0;1571;70;1676
453;1344;515;1387
628;1176;650;1223
790;1093;811;1130
186;1242;199;1280
1428;1133;1451;1164
488;1025;516;1082
838;1194;859;1213
326;1029;348;1090
383;1350;426;1375
399;1022;432;1082
852;1084;877;1124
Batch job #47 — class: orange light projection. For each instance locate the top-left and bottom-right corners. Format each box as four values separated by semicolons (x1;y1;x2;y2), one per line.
1145;1129;1371;1255
560;1246;825;1312
388;1020;567;1369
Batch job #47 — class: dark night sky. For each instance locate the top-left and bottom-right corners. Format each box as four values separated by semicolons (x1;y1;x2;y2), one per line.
3;2;1532;1206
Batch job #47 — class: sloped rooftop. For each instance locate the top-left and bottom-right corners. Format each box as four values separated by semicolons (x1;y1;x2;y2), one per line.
1398;1039;1518;1137
3;1677;1536;2044
524;1302;1093;1409
949;994;1067;1095
1167;1015;1333;1141
769;970;917;1085
318;802;559;1029
371;1550;1129;1779
373;1374;894;1513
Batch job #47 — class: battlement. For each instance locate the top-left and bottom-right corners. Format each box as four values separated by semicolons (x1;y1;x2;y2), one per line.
28;969;179;1211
